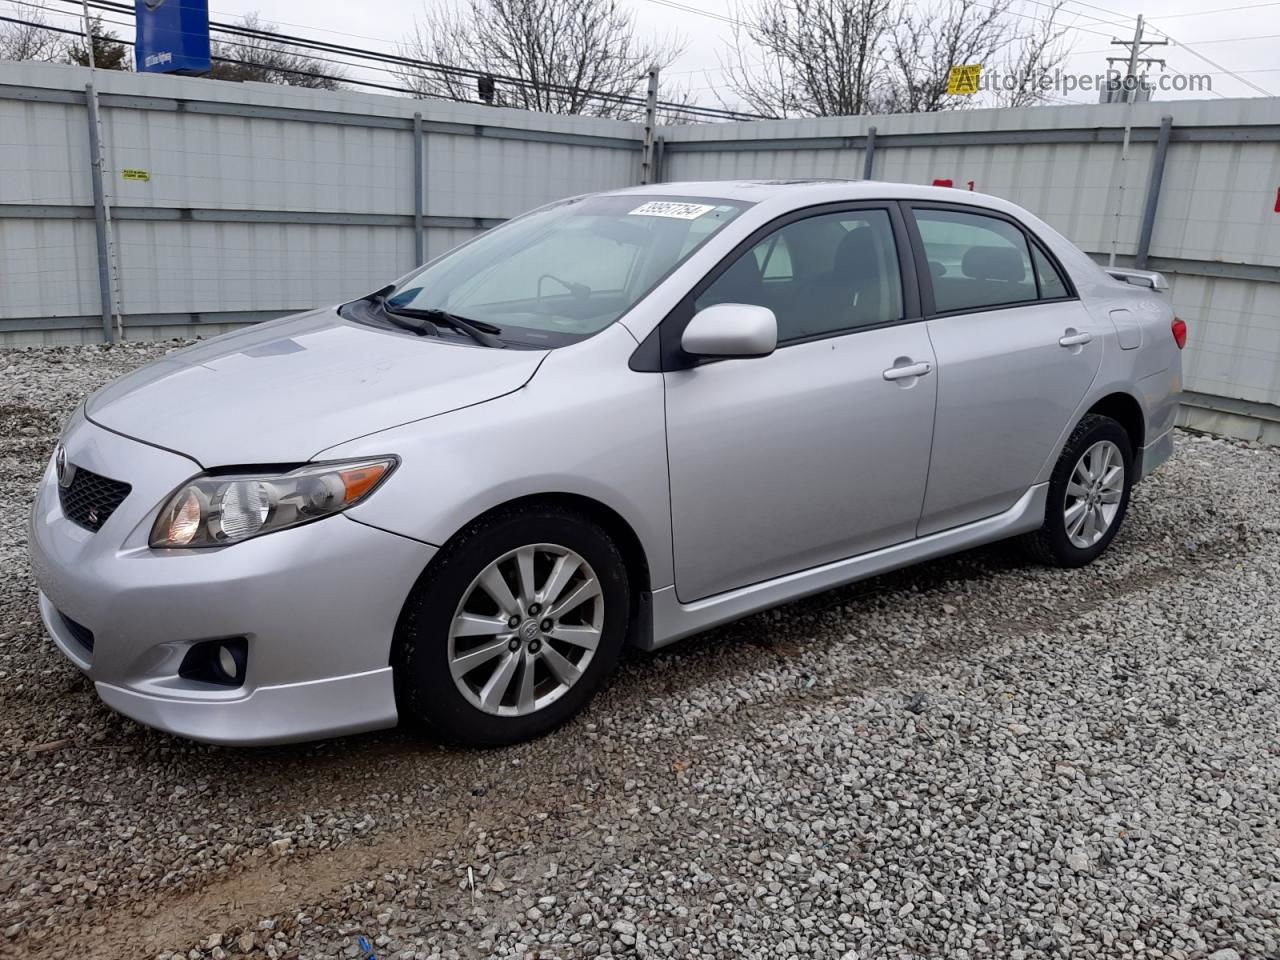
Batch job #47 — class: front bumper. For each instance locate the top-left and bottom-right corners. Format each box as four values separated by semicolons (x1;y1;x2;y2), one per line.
30;414;436;745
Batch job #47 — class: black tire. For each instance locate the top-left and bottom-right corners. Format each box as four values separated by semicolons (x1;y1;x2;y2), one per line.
1019;414;1134;567
393;504;630;747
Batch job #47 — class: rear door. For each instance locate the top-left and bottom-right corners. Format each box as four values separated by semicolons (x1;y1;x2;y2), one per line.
905;203;1105;536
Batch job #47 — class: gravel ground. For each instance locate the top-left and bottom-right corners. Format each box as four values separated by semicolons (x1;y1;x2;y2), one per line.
1;341;1278;960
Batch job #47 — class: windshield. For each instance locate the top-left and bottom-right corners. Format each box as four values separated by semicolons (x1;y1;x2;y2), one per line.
381;195;749;347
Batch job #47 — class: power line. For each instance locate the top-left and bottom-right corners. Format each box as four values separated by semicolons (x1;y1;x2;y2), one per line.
43;0;767;120
1140;31;1280;47
1074;32;1280;55
1056;0;1139;25
1150;0;1280;17
7;2;440;94
10;0;765;120
1142;22;1275;97
640;0;1121;41
1059;10;1277;99
637;0;743;27
0;12;477;102
637;0;1122;108
1013;0;1135;34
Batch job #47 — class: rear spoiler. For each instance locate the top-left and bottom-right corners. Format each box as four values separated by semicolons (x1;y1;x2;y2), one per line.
1104;267;1170;292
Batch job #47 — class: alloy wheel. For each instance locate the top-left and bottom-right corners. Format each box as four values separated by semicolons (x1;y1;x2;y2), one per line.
1064;439;1124;548
448;544;604;716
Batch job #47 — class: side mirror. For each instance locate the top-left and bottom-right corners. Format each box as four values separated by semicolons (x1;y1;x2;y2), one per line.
681;303;777;359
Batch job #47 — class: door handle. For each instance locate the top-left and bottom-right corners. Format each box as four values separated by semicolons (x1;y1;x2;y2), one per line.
882;361;932;381
1059;331;1093;347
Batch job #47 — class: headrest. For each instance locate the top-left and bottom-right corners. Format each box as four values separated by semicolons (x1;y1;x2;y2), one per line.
961;246;1025;282
708;247;764;303
835;228;879;274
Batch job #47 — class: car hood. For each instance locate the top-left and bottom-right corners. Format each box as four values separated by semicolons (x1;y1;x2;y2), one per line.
86;308;547;466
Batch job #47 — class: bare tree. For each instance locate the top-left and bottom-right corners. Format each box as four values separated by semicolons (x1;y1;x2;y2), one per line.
398;0;681;119
991;0;1071;108
885;0;1012;113
0;5;65;62
721;0;1076;117
64;14;130;70
209;14;345;89
720;0;894;119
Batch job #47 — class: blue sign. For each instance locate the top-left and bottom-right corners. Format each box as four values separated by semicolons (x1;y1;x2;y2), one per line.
135;0;211;75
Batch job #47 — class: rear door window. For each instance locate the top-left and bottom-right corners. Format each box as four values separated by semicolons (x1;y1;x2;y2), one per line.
913;209;1037;313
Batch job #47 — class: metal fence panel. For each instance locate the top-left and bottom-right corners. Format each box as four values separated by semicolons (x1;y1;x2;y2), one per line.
0;217;100;318
2;61;1279;426
1172;273;1280;404
660;99;1280;417
0;61;643;333
1153;139;1280;268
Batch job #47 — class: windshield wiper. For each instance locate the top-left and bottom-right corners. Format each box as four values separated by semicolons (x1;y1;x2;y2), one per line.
346;287;504;348
386;306;505;349
347;285;442;338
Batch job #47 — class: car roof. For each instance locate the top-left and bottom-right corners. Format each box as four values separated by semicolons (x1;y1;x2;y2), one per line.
605;178;1020;214
595;178;1107;289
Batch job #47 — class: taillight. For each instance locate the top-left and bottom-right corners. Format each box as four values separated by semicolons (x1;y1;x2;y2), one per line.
1172;316;1187;349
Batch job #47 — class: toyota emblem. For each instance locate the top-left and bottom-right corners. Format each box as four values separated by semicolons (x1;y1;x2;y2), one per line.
55;445;74;488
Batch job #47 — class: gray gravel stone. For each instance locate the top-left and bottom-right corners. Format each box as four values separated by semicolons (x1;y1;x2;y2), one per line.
1;343;1278;960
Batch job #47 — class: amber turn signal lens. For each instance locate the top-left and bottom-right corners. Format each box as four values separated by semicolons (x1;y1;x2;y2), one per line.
339;462;392;504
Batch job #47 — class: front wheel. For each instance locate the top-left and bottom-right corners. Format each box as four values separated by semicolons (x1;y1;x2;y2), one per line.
1020;414;1133;567
393;505;630;746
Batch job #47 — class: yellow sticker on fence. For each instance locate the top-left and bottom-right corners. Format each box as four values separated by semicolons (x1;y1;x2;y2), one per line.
122;168;151;182
947;64;983;95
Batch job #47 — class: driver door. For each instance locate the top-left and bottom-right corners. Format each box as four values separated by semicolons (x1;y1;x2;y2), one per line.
662;205;938;602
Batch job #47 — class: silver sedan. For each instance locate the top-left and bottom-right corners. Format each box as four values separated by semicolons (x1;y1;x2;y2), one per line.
30;180;1184;746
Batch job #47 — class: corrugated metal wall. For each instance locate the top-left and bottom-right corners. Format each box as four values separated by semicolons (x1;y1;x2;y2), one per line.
0;62;641;344
661;100;1280;432
2;62;1278;436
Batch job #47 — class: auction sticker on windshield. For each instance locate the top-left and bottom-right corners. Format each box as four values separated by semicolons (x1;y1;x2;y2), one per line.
629;201;717;219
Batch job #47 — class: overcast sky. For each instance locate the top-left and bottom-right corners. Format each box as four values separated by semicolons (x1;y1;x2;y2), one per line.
13;0;1280;109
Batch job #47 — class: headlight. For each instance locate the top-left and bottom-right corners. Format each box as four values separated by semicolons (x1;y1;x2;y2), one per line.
149;458;397;549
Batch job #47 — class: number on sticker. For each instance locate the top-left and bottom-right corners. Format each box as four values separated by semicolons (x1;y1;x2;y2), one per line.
628;201;716;220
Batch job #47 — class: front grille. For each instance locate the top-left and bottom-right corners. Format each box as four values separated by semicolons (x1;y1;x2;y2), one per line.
58;611;95;653
59;467;131;532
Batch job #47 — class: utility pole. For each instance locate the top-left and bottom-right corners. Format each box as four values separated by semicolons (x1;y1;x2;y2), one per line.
80;0;96;68
1107;14;1168;103
1105;14;1167;267
640;65;659;185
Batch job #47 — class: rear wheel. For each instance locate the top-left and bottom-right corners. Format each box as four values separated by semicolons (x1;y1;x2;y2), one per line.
1020;414;1133;567
393;505;629;746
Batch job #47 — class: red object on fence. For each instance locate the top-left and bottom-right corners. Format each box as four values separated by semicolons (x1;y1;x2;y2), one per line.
932;178;954;188
1275;187;1280;212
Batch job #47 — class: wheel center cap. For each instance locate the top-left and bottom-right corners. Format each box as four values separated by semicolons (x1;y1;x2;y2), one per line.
519;619;540;643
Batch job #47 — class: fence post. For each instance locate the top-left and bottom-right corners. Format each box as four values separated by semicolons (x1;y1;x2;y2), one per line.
1135;115;1172;270
640;66;659;185
862;126;877;180
413;111;425;266
654;135;666;184
85;81;120;343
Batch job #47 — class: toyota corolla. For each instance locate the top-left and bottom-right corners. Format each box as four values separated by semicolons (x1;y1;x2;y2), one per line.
30;180;1184;746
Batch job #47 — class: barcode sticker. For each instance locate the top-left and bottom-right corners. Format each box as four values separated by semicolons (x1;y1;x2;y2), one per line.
628;201;716;220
